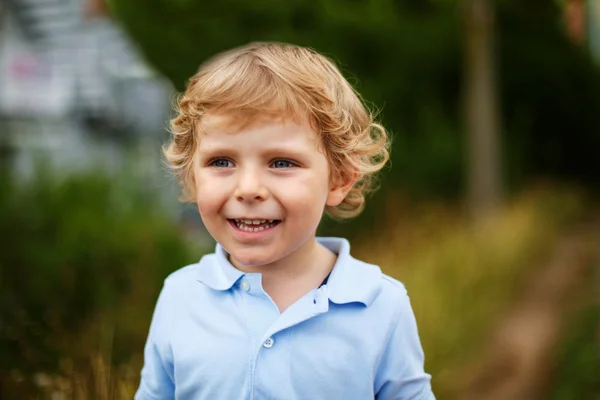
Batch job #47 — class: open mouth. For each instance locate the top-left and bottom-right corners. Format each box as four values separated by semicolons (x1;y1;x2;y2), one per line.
228;219;282;232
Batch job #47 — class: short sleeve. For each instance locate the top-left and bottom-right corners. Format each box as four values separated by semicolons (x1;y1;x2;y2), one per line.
374;288;435;400
135;284;176;400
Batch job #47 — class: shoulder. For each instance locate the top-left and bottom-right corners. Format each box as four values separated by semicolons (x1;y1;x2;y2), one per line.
379;273;409;300
377;274;415;327
157;253;218;304
369;272;411;317
345;261;423;354
334;251;410;309
156;264;198;303
163;261;202;287
147;263;201;317
349;258;413;323
162;252;218;287
348;256;409;303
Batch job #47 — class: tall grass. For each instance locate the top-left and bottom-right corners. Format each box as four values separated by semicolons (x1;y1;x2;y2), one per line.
23;355;137;400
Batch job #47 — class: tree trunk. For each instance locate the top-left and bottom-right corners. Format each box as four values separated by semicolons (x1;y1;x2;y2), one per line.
464;0;502;220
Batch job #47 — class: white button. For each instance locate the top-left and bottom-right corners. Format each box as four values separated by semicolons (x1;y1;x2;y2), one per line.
263;337;274;348
240;280;250;292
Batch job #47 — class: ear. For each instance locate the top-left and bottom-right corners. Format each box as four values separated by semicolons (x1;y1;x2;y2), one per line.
326;171;359;207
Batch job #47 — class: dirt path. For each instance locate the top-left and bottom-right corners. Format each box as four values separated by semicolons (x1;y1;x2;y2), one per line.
458;218;599;400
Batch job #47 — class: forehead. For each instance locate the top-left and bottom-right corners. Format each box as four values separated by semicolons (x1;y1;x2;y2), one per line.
199;112;320;146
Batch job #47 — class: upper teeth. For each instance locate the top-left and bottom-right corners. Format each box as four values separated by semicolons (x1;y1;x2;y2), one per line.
236;219;273;225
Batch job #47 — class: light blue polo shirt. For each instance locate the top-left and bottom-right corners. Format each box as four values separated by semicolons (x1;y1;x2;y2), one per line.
135;237;434;399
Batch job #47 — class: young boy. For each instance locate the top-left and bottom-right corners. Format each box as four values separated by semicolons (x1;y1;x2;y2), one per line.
135;42;434;399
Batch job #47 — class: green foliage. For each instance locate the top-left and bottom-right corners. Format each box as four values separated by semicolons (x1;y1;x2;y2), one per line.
0;166;200;384
548;302;600;399
498;2;600;189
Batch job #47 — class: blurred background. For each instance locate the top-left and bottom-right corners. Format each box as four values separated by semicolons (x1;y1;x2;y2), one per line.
1;0;599;398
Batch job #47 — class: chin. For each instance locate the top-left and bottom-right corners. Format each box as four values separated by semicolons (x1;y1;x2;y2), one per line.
228;248;276;268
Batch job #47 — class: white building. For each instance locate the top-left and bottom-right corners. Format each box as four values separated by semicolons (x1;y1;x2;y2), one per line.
0;0;183;215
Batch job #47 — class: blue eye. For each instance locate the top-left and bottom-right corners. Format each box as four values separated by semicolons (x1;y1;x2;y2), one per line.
210;159;233;168
272;159;295;168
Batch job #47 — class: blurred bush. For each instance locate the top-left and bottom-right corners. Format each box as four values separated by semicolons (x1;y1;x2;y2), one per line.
548;285;600;399
0;166;201;397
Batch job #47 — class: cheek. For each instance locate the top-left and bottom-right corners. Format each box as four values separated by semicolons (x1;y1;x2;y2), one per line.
195;170;227;195
196;199;212;217
195;174;227;215
274;175;329;212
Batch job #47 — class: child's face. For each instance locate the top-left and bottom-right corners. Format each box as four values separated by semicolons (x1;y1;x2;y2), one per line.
194;114;347;268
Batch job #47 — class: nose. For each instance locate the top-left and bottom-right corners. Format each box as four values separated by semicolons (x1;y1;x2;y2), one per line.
233;167;269;202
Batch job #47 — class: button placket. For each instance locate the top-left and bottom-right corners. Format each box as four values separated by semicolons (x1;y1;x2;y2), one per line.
261;289;329;348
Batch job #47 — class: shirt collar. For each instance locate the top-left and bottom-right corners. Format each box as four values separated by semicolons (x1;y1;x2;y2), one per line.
318;237;382;306
196;237;382;306
195;244;245;291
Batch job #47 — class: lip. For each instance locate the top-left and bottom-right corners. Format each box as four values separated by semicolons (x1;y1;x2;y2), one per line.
229;217;279;221
227;218;281;240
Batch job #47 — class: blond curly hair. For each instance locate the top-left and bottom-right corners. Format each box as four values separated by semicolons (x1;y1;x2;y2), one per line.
164;42;390;219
